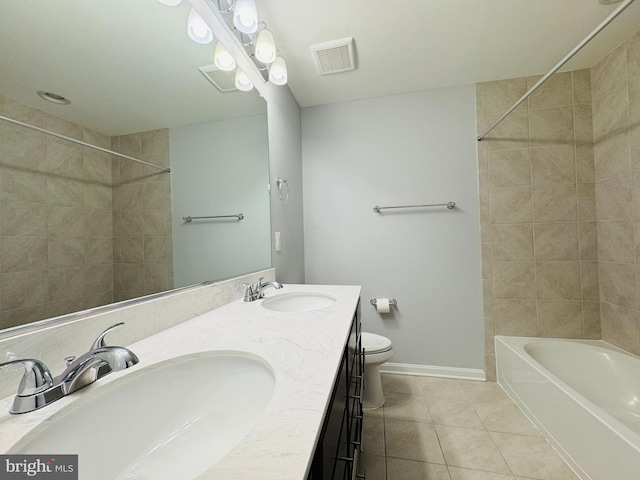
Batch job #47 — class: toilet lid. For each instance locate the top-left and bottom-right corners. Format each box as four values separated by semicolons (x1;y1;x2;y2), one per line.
361;332;392;353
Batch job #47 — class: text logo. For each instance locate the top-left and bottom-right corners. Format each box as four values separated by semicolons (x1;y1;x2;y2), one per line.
0;455;77;479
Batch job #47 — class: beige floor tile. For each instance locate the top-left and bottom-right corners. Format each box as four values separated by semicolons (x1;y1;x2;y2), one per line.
385;419;445;464
435;425;511;474
448;466;515;480
360;453;386;480
462;381;512;405
419;377;469;399
386;458;451;480
427;396;485;429
383;391;432;423
382;374;427;396
474;402;541;436
490;432;579;480
363;416;386;456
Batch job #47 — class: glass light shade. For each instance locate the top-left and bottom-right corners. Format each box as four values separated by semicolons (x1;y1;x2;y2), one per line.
233;0;258;34
188;8;213;44
255;29;276;64
157;0;182;6
235;69;254;92
214;42;236;72
269;56;287;85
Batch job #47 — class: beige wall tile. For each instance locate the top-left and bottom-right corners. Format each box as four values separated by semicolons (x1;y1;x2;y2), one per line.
580;261;600;301
47;177;84;207
530;145;575;185
1;304;48;329
529;106;574;147
534;223;579;261
579;221;598;261
85;265;113;295
1;168;47;203
115;133;141;157
592;43;627;100
1;236;47;272
482;242;493;279
592;84;630;140
631;124;640;171
537;300;583;338
48;205;85;237
601;302;639;355
480;205;491;243
485;78;528;123
48;236;84;268
47;140;83;178
598;220;634;263
528;73;572;110
85;184;112;211
485;111;529;151
535;261;581;300
85;209;113;237
576;144;595;183
599;261;637;308
491;225;533;261
577;183;596;222
488;149;530;187
594;130;631;181
596;174;632;221
122;264;144;292
489;186;532;224
144;236;171;263
49;267;84;302
2;201;47;236
628;30;640;84
141;129;169;160
532;184;577;222
583;302;601;339
494;299;537;336
83;150;113;185
572;69;592;105
85;237;113;266
492;262;536;299
143;208;169;236
574;104;594;145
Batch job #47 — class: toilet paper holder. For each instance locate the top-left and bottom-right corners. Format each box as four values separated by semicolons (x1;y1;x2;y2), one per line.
370;298;397;308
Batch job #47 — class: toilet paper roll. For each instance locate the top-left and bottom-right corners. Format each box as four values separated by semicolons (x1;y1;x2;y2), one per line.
376;298;391;313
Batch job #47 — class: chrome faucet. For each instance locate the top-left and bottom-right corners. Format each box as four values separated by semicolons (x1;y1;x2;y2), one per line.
0;322;138;414
243;277;283;302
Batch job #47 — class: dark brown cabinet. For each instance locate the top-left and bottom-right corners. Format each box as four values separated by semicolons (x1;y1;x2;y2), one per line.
308;301;363;480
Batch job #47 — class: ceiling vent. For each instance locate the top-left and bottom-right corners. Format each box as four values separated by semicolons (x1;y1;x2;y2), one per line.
198;65;238;93
310;37;356;75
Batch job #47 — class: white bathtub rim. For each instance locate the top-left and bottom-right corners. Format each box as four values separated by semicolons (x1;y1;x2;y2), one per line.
495;335;640;456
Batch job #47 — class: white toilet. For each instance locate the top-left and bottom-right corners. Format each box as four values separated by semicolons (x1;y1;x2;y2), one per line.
361;332;394;410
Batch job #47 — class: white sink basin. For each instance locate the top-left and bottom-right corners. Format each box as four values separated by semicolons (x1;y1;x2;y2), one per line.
261;292;336;312
10;352;275;480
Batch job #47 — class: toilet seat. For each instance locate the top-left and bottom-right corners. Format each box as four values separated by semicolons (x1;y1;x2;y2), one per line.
361;332;392;354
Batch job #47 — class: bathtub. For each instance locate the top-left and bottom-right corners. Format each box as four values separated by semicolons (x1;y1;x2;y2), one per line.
496;336;640;480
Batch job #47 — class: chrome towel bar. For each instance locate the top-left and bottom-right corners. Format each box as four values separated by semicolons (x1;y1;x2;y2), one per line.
373;202;455;213
183;213;244;222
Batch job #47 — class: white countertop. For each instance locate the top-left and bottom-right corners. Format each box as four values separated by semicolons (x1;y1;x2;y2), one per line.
0;284;361;480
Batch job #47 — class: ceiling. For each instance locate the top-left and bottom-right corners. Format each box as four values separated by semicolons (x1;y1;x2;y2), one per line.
1;0;639;136
0;0;266;136
256;0;640;107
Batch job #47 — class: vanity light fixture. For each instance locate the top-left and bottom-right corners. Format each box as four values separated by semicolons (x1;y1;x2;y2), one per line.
214;41;236;71
188;8;214;44
157;0;182;6
268;56;288;85
254;27;276;64
233;0;259;34
235;69;254;91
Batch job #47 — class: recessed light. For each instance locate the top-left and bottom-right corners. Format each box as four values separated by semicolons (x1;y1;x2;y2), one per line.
37;90;71;105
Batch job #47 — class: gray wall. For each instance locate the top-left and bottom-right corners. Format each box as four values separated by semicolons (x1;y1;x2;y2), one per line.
301;86;484;369
267;86;305;284
170;114;271;286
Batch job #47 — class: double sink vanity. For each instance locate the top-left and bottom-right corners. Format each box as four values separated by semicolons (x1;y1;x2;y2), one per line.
0;282;363;480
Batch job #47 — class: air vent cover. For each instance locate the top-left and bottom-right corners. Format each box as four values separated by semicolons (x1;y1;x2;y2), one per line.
310;37;356;75
198;65;237;93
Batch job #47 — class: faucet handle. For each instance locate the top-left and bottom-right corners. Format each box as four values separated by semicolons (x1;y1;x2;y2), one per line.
256;277;265;287
0;359;53;396
90;322;125;351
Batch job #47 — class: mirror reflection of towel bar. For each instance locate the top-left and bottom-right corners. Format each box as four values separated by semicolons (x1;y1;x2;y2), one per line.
373;202;455;213
183;214;244;222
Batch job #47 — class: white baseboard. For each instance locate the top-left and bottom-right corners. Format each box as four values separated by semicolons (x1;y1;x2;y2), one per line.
380;362;486;381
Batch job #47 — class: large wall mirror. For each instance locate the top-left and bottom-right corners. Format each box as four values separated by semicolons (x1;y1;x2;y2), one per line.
0;0;271;331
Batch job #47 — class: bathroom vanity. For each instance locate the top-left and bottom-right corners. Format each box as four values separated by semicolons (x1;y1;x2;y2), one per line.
0;282;362;480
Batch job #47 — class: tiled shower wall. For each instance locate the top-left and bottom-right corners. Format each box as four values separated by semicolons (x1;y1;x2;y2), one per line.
591;30;640;354
112;131;173;301
476;70;599;380
0;95;173;329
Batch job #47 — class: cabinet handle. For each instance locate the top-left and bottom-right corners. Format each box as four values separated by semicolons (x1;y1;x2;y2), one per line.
336;456;354;463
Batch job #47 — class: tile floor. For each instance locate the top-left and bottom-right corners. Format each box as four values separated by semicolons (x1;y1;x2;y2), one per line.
361;374;579;480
